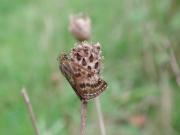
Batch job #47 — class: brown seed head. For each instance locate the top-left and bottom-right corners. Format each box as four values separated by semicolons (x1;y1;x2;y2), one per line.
69;14;91;41
70;42;102;74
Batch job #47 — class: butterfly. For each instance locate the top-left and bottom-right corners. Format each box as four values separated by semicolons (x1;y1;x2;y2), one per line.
59;53;107;101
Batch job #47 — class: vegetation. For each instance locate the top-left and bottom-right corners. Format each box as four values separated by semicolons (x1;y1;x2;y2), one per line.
0;0;180;135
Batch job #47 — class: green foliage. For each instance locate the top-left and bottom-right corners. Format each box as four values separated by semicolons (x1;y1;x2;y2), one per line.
0;0;180;135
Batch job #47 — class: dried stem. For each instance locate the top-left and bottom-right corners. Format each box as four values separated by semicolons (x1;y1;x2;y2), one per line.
80;100;88;135
164;40;180;87
95;97;106;135
159;71;173;135
169;47;180;87
21;88;40;135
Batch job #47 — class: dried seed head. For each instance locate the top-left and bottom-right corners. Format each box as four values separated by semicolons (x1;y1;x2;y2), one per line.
70;42;102;74
69;14;91;41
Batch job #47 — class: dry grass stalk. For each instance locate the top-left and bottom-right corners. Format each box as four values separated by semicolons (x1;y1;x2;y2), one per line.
95;97;106;135
80;100;88;135
21;88;40;135
164;40;180;87
159;71;173;135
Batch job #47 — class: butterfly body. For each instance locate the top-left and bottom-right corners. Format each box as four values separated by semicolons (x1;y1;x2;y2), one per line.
59;53;107;101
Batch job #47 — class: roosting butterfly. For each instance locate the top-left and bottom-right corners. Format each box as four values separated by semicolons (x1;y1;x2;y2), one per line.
59;42;107;101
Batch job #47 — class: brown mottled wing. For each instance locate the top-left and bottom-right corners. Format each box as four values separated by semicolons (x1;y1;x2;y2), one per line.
69;61;107;101
59;59;78;96
60;55;107;101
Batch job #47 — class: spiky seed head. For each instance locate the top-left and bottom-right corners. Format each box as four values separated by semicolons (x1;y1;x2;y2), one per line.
70;42;102;74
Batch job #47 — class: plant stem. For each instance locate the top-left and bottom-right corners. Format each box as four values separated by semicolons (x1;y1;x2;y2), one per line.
95;97;106;135
21;88;40;135
159;71;172;135
164;40;180;88
80;100;88;135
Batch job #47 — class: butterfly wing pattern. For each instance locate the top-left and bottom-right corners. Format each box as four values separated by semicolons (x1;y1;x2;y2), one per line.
59;42;107;101
72;63;107;100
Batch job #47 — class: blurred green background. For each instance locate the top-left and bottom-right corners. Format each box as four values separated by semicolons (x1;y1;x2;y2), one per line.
0;0;180;135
